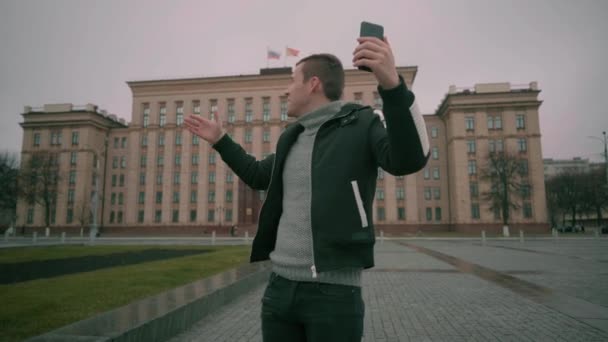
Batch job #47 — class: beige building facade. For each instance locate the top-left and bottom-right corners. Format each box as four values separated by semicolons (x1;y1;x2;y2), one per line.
16;67;548;234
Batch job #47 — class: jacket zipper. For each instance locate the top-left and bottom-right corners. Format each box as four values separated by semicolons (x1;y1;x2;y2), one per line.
257;155;277;220
351;180;369;228
309;108;359;279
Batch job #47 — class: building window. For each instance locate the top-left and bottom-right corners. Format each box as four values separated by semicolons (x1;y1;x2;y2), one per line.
175;132;182;146
192;154;199;166
207;210;215;222
471;203;480;219
138;191;145;204
465;117;475;131
140;155;147;167
121;156;126;168
470;182;479;198
489;140;495;153
157;156;164;167
435;207;442;221
114;137;120;149
110;211;115;223
139;172;146;185
424;187;432;200
225;209;233;222
138;210;144;223
396;187;405;200
112;157;118;169
376;207;385;221
523;202;533;218
262;97;271;122
518;138;527;152
193;100;201;115
468;160;477;175
190;190;197;203
159;104;167;127
192;135;199;146
117;211;123;223
141;134;148;147
519;159;529;175
354;92;363;105
376;188;385;200
118;192;124;205
156;174;162;185
70;151;77;166
111;175;117;187
433;188;441;200
397;207;406;220
226;190;233;203
373;92;382;108
377;168;384;180
142;103;150;128
190;210;197;222
432;167;440;180
494;116;502;130
66;208;74;224
69;171;76;185
263;130;270;143
26;208;34;224
156;192;162;204
158;133;165;146
209;153;216;165
176;102;184;126
227;99;235;123
226;172;233;183
423;168;430;180
209;171;215;184
175;154;181;166
174;172;180;185
430;127;438;138
520;183;531;199
121;137;127;148
208;191;215;203
516;114;526;129
155;210;161;223
33;133;41;147
245;98;253;122
245;129;252;143
209;99;218;120
426;207;432;221
191;171;198;184
67;189;75;204
119;174;125;187
496;139;504;152
467;140;476;154
432;147;439;160
173;191;180;204
280;97;288;121
71;132;79;146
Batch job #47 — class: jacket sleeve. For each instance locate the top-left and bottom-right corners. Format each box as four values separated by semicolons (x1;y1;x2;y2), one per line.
212;133;274;190
369;75;430;176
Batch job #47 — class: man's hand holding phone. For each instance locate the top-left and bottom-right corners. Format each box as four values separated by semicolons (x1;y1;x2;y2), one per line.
353;22;400;90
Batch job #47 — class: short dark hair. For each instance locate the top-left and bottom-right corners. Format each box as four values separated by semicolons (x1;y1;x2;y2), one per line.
296;54;345;101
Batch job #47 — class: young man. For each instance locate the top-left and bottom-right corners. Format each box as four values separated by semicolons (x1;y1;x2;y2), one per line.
185;36;430;342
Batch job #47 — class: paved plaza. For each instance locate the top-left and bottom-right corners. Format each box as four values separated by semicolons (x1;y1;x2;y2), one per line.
169;238;608;341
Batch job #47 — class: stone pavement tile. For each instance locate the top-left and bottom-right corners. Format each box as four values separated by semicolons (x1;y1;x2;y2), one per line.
169;241;608;342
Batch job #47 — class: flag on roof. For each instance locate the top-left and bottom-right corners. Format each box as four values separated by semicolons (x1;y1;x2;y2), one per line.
286;47;300;57
267;49;281;59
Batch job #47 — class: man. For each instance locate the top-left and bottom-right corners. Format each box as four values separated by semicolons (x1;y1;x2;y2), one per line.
185;36;429;342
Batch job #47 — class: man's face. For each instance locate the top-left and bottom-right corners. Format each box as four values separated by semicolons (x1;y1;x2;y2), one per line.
286;63;314;118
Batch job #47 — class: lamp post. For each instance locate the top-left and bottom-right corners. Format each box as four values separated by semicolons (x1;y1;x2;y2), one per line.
587;131;608;186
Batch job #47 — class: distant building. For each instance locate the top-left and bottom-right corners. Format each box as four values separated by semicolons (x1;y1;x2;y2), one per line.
16;67;548;234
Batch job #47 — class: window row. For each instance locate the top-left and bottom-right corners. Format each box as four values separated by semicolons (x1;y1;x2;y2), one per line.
464;114;527;131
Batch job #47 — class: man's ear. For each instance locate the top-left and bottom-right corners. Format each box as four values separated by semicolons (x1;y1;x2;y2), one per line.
309;76;323;95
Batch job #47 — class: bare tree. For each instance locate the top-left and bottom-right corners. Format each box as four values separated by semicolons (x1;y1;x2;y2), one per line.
480;152;527;231
0;152;19;226
579;167;608;226
18;153;61;228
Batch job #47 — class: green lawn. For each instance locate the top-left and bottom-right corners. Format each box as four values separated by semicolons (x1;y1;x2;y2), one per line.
0;245;251;342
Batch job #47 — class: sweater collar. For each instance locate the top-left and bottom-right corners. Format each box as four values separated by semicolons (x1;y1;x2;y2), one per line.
297;101;345;132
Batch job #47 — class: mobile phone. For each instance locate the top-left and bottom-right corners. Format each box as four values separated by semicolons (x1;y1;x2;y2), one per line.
358;21;384;72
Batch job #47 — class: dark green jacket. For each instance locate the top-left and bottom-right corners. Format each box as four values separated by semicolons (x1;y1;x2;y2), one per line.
213;77;429;272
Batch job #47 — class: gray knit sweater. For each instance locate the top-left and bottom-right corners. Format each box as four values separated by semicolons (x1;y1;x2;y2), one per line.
269;101;362;287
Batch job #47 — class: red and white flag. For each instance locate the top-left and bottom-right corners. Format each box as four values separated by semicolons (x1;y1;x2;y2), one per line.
286;47;300;57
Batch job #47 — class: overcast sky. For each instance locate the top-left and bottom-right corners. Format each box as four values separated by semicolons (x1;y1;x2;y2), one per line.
1;0;607;161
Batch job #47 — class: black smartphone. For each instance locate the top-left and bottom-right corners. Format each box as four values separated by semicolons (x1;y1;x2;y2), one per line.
358;21;384;72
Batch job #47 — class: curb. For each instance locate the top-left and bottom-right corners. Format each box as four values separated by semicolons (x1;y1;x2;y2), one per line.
26;261;271;342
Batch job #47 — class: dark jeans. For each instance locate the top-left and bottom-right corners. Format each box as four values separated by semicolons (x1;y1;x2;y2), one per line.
261;273;365;342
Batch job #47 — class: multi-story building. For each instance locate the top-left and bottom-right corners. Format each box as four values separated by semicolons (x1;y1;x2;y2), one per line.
16;67;548;235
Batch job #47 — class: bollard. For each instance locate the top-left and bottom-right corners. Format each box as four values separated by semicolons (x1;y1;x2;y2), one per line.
519;230;524;243
61;232;66;244
380;231;384;244
212;231;216;245
33;231;38;244
245;231;249;243
481;230;486;246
